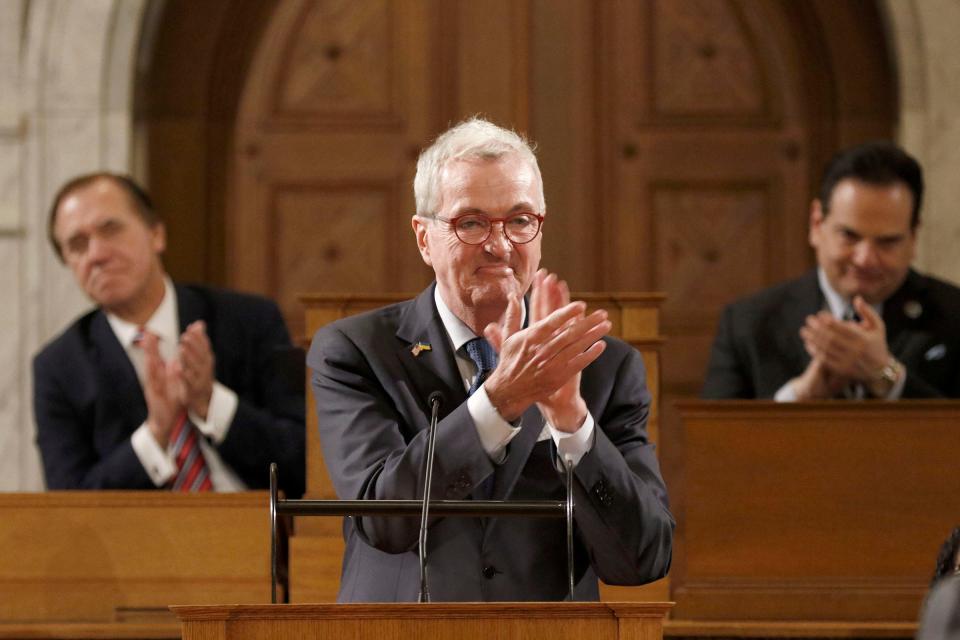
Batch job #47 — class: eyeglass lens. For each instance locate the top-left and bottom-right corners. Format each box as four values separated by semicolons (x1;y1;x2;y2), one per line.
454;213;540;245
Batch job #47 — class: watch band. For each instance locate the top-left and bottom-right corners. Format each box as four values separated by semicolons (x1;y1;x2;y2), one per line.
868;357;903;397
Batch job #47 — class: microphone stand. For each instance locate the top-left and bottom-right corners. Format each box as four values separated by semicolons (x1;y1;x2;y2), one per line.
418;391;443;602
564;457;575;601
268;464;571;604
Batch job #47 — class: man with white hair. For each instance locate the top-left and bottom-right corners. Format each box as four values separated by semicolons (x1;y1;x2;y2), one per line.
308;117;672;602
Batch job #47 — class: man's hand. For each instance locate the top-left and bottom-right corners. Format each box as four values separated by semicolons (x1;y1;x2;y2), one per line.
177;320;216;421
788;356;849;400
483;269;611;427
799;296;891;382
141;331;185;448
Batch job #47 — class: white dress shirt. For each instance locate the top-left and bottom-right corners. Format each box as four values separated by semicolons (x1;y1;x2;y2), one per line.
106;278;246;490
433;288;595;466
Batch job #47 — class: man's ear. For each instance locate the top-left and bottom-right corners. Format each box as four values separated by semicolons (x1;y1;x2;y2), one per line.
411;215;432;266
152;222;167;254
808;199;824;248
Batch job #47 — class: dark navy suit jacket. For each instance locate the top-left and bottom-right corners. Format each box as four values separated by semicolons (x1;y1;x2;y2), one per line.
33;283;305;497
702;269;960;399
308;283;673;601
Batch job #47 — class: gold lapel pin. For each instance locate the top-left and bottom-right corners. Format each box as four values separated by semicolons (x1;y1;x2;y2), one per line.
904;300;923;319
411;342;432;357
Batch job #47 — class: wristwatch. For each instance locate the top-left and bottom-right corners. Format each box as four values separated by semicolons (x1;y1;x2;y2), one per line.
868;357;903;398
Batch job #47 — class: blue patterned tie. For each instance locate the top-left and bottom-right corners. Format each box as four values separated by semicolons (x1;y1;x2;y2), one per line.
464;337;498;499
465;337;498;396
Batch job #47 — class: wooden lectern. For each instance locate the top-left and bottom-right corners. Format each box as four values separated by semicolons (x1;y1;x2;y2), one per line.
171;602;671;640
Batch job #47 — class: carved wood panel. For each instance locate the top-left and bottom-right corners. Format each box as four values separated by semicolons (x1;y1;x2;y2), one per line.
652;0;767;119
273;0;395;121
652;182;772;327
228;0;535;342
269;182;399;339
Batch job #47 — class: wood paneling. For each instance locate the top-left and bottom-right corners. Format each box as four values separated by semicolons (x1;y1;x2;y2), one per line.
172;602;671;640
651;0;767;119
142;0;895;395
0;493;271;623
670;400;960;622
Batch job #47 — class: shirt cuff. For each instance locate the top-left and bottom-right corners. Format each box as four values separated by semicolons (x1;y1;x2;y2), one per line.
774;380;798;402
131;423;177;486
467;383;522;462
549;412;596;467
188;381;238;444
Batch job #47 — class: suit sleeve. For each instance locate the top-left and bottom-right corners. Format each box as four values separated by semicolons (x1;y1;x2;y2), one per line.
214;300;306;498
570;346;674;585
902;368;950;398
702;303;755;399
33;353;155;490
308;325;494;554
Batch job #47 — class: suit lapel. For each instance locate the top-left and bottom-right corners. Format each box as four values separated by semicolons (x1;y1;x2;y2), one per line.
883;269;929;361
779;270;823;372
89;311;146;421
174;284;212;334
395;285;466;420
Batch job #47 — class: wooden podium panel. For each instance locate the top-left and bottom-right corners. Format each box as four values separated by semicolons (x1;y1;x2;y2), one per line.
0;493;271;624
172;602;671;640
670;400;960;622
296;293;667;604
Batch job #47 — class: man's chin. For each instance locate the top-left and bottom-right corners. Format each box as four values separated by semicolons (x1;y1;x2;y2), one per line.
469;281;519;306
87;286;130;310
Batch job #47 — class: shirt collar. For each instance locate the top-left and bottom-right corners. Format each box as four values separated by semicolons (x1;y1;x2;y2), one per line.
817;268;883;319
106;277;179;349
433;285;526;353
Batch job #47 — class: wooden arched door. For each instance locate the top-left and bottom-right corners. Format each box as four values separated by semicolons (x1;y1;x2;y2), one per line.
220;0;898;458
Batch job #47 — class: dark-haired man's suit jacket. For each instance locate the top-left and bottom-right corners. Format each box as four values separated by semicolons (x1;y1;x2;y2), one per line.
702;269;960;399
33;284;306;497
308;284;674;602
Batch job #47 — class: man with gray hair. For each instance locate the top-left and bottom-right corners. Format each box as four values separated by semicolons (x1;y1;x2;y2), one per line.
308;117;673;602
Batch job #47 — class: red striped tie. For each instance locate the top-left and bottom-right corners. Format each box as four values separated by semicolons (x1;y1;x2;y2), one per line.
169;411;213;492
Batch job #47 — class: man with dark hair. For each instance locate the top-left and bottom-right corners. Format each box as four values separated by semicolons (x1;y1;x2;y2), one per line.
702;141;960;399
34;172;306;495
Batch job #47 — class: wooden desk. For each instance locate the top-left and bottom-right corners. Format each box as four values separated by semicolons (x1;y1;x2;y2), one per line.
172;602;671;640
669;400;960;622
0;492;271;625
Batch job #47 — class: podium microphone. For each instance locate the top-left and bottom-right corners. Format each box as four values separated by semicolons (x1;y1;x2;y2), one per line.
418;390;444;603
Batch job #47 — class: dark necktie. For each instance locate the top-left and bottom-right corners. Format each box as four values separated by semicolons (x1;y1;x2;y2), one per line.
841;308;864;399
465;337;498;396
464;337;498;499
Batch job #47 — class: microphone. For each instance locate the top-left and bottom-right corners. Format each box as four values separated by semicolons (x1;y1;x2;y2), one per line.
418;390;444;602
